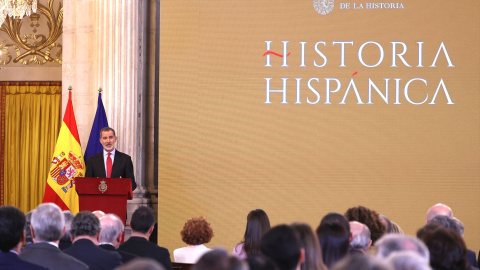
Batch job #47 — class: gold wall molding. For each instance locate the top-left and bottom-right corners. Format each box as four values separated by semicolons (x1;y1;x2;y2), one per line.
0;0;62;65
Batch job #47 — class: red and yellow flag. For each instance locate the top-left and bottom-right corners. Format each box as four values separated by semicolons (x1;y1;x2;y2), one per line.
43;91;85;214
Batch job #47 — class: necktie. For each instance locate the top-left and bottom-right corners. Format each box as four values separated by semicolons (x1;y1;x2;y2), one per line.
106;152;112;178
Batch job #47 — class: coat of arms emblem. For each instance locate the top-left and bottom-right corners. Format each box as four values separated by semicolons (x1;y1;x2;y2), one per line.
98;180;108;193
313;0;335;15
50;151;84;187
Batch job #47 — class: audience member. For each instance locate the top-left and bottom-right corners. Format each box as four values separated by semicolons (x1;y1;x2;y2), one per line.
291;223;327;270
115;257;166;270
426;215;478;268
0;205;48;270
418;226;472;270
379;214;392;234
22;211;34;252
375;234;429;263
174;216;213;263
228;256;249;270
100;213;138;263
349;221;372;253
20;203;88;270
345;205;386;244
386;251;432;270
93;210;106;219
233;209;271;259
452;218;478;268
331;253;394;270
59;210;74;250
316;213;350;268
191;249;248;270
390;221;404;234
64;211;122;270
428;215;459;232
118;206;172;270
425;203;452;222
192;249;229;270
247;254;280;270
261;224;304;270
452;218;465;236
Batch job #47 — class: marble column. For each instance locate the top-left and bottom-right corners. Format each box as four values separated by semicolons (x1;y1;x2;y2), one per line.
63;0;150;232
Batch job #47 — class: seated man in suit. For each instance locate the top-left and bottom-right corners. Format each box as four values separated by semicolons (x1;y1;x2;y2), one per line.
118;207;172;270
64;211;122;270
99;213;137;263
0;205;47;270
59;210;74;250
19;203;88;270
85;127;137;191
21;211;34;252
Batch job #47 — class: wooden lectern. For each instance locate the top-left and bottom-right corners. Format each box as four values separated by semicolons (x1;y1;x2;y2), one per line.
75;177;133;224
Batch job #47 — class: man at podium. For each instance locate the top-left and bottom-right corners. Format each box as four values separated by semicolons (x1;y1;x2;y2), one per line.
85;127;137;191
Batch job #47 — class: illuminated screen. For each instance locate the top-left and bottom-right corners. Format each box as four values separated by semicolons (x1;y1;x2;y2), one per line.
158;0;480;253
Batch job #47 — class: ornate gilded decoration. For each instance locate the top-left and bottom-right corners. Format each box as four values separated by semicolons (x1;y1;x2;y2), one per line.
0;0;62;65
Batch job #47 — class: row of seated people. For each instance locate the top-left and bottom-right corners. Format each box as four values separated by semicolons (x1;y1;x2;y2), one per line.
0;203;478;270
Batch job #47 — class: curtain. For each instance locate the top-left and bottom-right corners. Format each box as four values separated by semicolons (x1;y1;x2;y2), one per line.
1;82;61;213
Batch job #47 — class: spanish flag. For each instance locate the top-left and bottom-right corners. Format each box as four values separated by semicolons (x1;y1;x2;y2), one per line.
42;90;85;214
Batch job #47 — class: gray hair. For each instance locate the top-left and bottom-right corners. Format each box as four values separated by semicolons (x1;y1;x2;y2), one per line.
31;203;65;242
70;211;101;238
62;210;74;240
350;221;371;251
99;214;124;243
427;215;461;236
386;251;432;270
332;253;394;270
375;234;429;263
452;217;464;237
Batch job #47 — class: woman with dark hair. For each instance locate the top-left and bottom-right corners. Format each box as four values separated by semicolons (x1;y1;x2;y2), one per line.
316;212;351;269
419;225;471;270
233;209;271;259
291;223;327;270
174;216;214;263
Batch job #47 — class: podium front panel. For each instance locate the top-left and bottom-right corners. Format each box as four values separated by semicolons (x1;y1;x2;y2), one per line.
75;177;132;224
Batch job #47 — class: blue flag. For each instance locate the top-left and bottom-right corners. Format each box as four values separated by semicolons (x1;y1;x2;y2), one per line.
84;92;109;164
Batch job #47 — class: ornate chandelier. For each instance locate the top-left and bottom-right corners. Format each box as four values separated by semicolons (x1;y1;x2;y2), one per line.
0;0;37;27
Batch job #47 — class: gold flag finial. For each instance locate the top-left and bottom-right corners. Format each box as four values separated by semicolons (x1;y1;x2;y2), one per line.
68;86;72;91
98;87;102;93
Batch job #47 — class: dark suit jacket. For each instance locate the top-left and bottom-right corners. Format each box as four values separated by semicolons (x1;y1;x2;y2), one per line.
0;251;48;270
20;242;88;270
59;237;72;250
64;239;122;270
99;243;138;264
467;249;478;268
85;150;137;191
118;236;172;270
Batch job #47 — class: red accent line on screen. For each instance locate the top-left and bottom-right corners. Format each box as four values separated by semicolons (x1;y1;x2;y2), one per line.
263;51;291;57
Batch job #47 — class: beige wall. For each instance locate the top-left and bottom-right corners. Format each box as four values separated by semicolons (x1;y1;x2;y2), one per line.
157;0;480;256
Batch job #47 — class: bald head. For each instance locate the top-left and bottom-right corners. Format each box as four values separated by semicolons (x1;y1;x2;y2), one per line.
93;210;106;219
426;203;452;222
349;221;371;252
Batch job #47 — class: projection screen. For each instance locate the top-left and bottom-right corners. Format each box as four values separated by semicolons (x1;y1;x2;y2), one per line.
158;0;480;254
